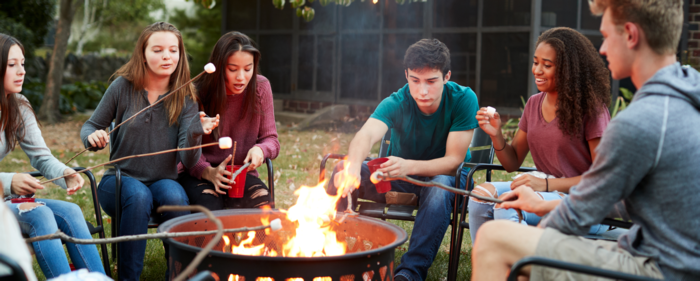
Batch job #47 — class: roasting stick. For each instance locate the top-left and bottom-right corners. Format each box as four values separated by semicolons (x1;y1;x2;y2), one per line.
371;171;524;223
61;63;218;167
23;205;283;281
40;138;229;185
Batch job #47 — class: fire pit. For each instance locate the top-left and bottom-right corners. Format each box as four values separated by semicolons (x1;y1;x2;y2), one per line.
159;209;408;281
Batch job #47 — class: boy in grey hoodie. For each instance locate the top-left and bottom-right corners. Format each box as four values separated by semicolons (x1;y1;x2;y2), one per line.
470;0;700;280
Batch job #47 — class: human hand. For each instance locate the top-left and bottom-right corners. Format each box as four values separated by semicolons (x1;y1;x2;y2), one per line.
200;112;220;135
244;146;264;171
333;163;361;198
377;156;411;178
497;186;548;216
511;174;547;192
475;107;502;137
87;129;109;149
11;173;44;196
64;168;84;195
201;155;233;195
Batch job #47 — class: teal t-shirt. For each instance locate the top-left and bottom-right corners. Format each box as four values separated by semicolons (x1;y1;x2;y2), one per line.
370;81;479;163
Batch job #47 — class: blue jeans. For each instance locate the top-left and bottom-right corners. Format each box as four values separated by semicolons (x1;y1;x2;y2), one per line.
9;199;105;278
327;161;468;281
98;175;190;281
468;181;609;243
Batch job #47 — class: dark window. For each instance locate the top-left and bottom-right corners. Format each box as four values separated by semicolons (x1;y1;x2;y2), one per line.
483;0;531;26
542;0;577;28
384;1;424;29
433;0;478;28
225;1;257;31
433;33;477;90
381;33;423;97
340;34;379;99
317;36;334;92
300;0;335;32
258;35;293;94
585;34;603;50
260;0;294;30
340;0;381;30
298;35;314;91
480;33;530;108
581;0;602;30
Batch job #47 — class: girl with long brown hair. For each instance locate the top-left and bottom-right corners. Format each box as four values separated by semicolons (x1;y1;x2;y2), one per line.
468;27;613;243
80;22;218;280
178;31;279;211
1;33;106;278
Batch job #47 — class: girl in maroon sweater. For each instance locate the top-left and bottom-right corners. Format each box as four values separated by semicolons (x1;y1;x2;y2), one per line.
178;31;280;210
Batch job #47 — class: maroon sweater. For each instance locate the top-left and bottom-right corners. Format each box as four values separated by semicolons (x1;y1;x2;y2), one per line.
186;75;280;179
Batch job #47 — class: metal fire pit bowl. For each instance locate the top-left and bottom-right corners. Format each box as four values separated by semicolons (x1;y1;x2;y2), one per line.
159;209;408;281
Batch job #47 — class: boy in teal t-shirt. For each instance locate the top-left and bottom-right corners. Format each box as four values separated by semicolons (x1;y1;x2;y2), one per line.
327;39;479;281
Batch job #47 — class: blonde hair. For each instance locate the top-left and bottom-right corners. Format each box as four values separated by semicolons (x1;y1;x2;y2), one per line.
111;22;195;125
588;0;683;55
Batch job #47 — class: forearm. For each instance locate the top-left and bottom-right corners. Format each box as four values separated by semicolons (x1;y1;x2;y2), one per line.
492;132;523;172
548;176;582;193
346;133;374;174
406;155;463;177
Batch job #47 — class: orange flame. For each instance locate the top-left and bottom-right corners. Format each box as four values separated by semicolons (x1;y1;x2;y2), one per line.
373;0;378;3
227;161;359;257
222;236;230;253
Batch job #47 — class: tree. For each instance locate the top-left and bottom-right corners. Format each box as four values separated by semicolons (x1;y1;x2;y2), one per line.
170;2;221;75
39;0;81;124
0;0;54;61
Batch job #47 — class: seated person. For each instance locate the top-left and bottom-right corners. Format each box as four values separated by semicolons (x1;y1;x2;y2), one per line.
326;38;479;281
178;31;279;210
468;27;613;243
471;1;700;280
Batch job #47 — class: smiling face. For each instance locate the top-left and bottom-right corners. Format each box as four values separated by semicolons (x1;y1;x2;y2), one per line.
225;51;255;95
4;45;25;95
405;67;451;115
599;8;634;80
144;31;180;78
532;42;557;94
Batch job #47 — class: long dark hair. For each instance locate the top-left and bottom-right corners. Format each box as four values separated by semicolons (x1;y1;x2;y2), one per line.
0;33;34;153
536;27;611;137
195;31;261;139
111;22;195;125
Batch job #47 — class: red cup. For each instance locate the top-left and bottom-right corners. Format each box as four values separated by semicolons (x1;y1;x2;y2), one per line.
226;165;247;198
367;157;392;193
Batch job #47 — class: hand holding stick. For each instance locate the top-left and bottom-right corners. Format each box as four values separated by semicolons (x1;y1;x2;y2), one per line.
370;171;523;222
63;63;218;166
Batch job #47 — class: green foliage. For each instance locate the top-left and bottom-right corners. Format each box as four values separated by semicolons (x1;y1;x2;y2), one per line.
169;2;222;77
611;87;634;118
0;17;36;60
22;80;106;114
0;0;54;50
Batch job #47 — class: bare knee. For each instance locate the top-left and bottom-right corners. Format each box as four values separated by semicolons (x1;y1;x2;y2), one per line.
202;189;219;197
17;202;46;215
470;183;497;203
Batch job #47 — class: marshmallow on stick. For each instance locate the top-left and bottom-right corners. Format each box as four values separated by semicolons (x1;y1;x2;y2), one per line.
219;137;233;149
270;218;283;231
204;63;216;74
486;106;497;118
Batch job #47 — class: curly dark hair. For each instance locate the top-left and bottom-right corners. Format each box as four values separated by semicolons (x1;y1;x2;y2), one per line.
404;38;450;78
536;27;611;137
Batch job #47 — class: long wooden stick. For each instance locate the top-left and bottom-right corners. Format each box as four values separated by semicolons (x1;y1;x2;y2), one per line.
63;70;209;166
40;142;219;185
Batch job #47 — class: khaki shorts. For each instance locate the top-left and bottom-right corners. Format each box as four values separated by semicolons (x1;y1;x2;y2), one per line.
530;228;663;281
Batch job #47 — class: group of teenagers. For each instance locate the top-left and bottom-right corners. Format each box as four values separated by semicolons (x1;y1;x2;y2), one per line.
1;0;699;280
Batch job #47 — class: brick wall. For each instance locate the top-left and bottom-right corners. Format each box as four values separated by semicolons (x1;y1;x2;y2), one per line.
688;1;700;66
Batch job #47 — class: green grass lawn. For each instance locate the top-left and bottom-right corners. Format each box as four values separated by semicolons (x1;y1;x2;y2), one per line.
11;120;533;281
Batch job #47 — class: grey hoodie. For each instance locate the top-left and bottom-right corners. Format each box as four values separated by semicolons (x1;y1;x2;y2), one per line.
540;63;700;280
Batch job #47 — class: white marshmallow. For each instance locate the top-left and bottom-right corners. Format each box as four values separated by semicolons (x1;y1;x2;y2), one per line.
486;106;496;118
270;218;283;231
370;171;383;184
204;63;216;74
219;137;232;149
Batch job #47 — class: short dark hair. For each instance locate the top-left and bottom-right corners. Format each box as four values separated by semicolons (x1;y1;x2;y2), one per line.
404;39;450;78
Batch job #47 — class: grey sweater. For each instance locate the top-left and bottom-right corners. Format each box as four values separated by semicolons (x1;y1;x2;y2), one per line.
2;94;68;198
80;77;203;184
540;63;700;280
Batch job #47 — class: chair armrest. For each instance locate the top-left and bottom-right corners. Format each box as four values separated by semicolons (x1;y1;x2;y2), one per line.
318;153;372;183
265;158;275;208
601;218;633;229
0;253;28;281
507;256;661;281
